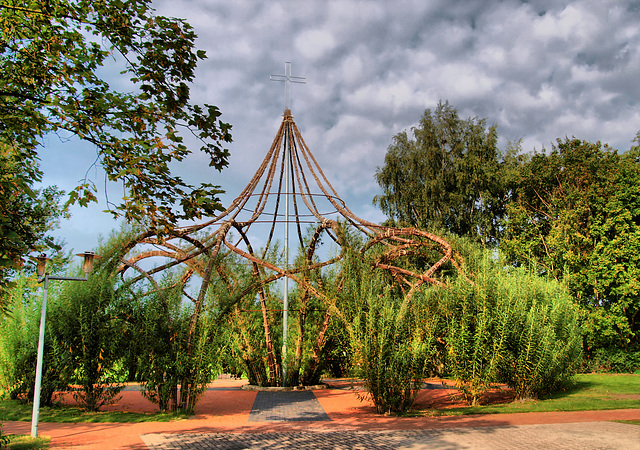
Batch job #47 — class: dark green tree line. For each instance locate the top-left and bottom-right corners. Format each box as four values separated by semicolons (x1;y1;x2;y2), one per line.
374;101;520;246
502;136;640;362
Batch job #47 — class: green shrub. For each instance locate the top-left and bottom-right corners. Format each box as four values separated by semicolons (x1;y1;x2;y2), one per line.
350;292;429;414
134;280;218;413
47;243;128;411
439;280;495;405
342;249;432;414
425;251;582;403
0;422;9;448
492;270;582;399
587;349;640;373
0;274;66;406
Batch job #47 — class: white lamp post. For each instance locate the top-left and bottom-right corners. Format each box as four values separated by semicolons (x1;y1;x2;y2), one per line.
30;251;100;438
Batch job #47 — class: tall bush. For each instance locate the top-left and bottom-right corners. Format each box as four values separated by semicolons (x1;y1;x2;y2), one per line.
439;279;495;405
493;271;582;398
342;252;432;414
0;274;66;405
429;250;582;403
48;243;128;411
132;276;220;412
135;283;187;412
350;295;430;414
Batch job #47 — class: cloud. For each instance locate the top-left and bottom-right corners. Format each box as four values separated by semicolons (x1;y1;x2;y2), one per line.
37;0;640;252
294;29;337;61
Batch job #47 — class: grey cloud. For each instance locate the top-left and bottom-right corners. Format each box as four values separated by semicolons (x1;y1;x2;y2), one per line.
157;0;640;176
40;0;640;252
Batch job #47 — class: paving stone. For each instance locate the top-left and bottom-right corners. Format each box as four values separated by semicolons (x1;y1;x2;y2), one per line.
248;391;330;422
141;422;640;450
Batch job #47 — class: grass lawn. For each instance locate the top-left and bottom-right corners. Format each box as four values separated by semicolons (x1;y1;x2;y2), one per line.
417;373;640;416
0;399;190;424
3;434;50;449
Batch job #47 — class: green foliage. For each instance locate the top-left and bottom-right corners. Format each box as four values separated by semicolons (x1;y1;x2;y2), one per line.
107;226;225;412
0;142;66;310
0;422;8;448
439;279;494;405
224;305;274;387
47;240;129;411
350;294;429;414
0;274;66;406
0;274;39;401
0;0;232;232
502;137;640;357
422;243;581;403
502;138;617;285
3;433;49;449
374;101;520;245
135;284;188;412
491;270;582;399
586;348;640;374
420;373;640;416
285;228;349;387
217;225;349;388
342;253;431;414
133;280;219;413
214;248;280;387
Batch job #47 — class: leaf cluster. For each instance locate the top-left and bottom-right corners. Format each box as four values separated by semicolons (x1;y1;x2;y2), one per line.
0;0;232;231
0;142;65;306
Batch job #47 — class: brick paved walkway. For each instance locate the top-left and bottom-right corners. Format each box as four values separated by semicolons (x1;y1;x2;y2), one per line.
248;391;330;422
141;422;640;449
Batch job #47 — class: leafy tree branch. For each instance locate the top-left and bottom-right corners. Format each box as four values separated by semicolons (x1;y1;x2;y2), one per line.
0;0;232;234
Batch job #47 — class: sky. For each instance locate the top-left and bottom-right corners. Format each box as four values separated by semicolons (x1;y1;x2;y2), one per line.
39;0;640;255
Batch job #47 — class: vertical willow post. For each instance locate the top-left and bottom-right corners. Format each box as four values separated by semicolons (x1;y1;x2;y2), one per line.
270;62;305;387
282;121;290;387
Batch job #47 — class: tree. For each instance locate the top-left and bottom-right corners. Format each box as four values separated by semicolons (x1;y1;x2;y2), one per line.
374;101;518;245
502;136;640;358
0;0;232;233
0;142;65;309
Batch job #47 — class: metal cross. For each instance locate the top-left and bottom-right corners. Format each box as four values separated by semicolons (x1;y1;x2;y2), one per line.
270;61;306;110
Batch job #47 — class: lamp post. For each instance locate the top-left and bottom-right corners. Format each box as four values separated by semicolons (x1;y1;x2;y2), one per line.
30;251;100;438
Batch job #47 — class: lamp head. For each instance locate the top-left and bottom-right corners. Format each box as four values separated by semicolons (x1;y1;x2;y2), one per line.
76;252;101;274
31;253;51;278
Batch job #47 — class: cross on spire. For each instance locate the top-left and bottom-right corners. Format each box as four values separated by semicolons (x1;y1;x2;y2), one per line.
270;61;306;111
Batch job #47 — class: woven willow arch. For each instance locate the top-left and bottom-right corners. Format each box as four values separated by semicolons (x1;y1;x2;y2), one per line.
118;109;467;395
